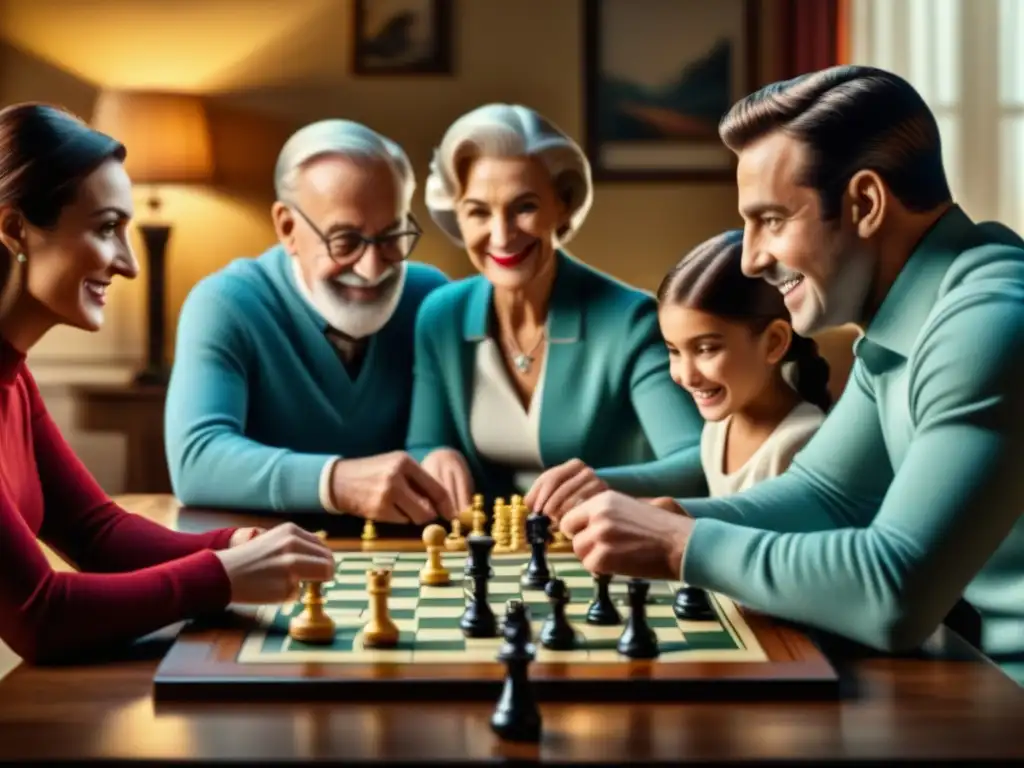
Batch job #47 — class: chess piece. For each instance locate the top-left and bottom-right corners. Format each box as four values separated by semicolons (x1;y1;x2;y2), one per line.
471;505;487;536
288;581;336;644
445;518;467;551
419;524;451;585
492;498;512;553
585;573;621;625
460;535;498;637
361;519;377;544
521;513;553;589
462;493;484;528
539;578;576;650
673;584;715;621
491;600;542;743
362;569;400;647
617;579;659;659
549;529;571;552
510;497;529;552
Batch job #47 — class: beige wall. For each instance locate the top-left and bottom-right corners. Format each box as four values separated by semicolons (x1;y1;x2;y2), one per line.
0;0;831;499
0;0;784;367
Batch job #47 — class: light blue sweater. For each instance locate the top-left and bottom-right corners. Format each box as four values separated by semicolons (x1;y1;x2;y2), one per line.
164;245;448;511
679;207;1024;682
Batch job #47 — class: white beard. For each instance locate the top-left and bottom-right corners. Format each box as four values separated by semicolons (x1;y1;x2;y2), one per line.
291;257;406;339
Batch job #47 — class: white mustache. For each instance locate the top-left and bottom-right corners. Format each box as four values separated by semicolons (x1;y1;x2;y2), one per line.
331;265;396;288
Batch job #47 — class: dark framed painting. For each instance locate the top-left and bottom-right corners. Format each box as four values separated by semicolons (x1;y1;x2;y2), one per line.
352;0;454;75
582;0;760;181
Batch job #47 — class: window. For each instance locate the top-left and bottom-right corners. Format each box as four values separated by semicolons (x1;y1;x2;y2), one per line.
849;0;1023;233
998;0;1024;232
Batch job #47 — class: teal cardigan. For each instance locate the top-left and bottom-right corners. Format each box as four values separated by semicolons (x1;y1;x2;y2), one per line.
406;251;706;500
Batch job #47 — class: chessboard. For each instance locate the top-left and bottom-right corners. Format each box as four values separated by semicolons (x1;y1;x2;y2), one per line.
153;505;840;702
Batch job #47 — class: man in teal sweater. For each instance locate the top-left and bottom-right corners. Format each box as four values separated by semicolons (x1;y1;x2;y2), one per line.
165;119;453;527
560;66;1024;683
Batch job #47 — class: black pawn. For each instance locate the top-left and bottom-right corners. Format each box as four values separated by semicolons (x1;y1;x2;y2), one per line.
617;578;659;659
540;578;576;650
585;573;621;625
491;600;542;743
521;514;553;589
673;584;715;621
460;535;498;638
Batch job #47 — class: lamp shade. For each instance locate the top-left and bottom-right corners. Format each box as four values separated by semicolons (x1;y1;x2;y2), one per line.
92;90;214;185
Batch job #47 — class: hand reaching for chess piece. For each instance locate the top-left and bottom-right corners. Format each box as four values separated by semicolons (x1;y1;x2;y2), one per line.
639;497;687;516
524;458;608;526
420;447;474;514
328;450;456;525
214;522;335;603
559;491;693;581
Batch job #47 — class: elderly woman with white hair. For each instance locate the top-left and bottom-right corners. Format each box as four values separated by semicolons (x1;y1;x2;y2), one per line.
406;104;705;520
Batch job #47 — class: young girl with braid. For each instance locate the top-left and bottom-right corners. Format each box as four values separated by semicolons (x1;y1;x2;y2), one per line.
656;230;831;496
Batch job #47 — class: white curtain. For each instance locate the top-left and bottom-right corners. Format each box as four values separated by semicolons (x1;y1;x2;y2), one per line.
849;0;1024;233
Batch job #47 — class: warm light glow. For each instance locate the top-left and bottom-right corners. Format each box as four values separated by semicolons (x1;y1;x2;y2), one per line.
96;696;195;757
92;91;215;185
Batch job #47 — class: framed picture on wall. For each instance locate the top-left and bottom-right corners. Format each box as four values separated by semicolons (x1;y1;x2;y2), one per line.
352;0;454;75
582;0;759;181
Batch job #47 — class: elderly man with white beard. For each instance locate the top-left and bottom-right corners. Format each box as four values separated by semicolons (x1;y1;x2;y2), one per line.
164;119;453;529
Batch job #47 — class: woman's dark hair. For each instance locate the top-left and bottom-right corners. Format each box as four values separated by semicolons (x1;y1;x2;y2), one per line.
657;229;832;412
0;102;126;281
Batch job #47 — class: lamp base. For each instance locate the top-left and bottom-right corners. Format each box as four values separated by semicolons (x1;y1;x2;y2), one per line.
136;222;172;389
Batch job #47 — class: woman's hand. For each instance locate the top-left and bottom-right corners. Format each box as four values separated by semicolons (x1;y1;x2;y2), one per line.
227;527;264;547
214;522;335;604
421;448;474;515
525;458;609;527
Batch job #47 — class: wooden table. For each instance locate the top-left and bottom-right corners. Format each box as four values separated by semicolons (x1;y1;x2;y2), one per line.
1;494;1023;765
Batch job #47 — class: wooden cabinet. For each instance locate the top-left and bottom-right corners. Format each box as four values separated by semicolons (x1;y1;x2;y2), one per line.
70;383;171;494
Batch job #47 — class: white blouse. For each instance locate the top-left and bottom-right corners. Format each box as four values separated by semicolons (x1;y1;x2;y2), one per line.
701;401;826;497
468;338;547;493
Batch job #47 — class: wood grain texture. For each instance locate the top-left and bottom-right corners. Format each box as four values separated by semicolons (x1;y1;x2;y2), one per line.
2;495;1024;764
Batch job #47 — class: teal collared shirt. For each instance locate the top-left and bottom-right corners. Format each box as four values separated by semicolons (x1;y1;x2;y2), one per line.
680;207;1024;680
406;251;706;499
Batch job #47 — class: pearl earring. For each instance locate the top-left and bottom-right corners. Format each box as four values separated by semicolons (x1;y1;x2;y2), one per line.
16;253;25;263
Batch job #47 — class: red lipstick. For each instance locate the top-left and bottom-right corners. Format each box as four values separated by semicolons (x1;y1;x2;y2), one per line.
489;243;536;268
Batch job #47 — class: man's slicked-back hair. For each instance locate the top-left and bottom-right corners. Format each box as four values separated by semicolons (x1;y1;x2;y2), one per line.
719;65;952;219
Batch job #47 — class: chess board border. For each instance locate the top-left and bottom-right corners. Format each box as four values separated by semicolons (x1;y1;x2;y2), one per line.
153;540;841;702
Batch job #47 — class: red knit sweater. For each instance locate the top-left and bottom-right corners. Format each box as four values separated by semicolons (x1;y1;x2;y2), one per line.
0;339;236;663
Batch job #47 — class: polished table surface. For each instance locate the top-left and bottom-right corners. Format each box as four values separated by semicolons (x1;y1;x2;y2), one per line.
1;494;1023;765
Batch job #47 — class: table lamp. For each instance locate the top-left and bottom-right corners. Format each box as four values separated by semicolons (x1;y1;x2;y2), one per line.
91;90;214;385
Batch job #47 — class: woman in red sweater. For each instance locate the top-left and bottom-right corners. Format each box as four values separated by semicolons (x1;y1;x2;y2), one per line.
0;103;335;664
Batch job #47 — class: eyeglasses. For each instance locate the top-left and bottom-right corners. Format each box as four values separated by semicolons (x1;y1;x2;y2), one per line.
287;203;422;267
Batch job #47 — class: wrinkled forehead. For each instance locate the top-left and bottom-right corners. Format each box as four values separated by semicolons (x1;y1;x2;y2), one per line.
294;154;403;230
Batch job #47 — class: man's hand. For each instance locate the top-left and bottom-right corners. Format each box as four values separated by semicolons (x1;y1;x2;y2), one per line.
559;491;693;581
639;497;687;516
421;448;474;514
329;451;456;525
524;458;608;525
